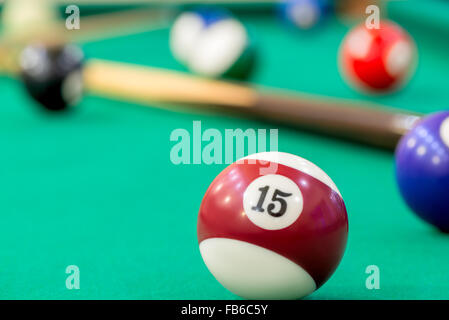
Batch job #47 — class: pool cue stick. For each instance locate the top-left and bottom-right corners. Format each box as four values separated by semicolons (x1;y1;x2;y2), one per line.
60;8;173;44
0;0;279;5
83;59;421;149
0;8;172;75
0;7;172;46
335;0;384;21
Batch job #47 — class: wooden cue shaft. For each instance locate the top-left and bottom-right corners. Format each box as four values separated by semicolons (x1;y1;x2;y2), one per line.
63;8;173;44
255;93;420;149
0;8;171;75
84;59;259;107
0;0;279;4
84;59;421;149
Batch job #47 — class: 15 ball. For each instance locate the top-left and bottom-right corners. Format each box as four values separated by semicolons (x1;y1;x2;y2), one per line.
198;152;348;299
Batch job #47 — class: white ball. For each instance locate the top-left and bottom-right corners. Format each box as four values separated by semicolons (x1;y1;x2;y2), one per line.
2;0;58;37
187;18;249;77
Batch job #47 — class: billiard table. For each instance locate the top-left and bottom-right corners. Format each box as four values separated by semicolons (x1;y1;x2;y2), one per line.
0;0;448;299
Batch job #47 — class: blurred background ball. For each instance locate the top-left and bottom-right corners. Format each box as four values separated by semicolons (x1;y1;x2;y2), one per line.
2;0;60;38
279;0;332;30
20;44;85;111
395;111;449;232
170;7;256;79
339;21;417;93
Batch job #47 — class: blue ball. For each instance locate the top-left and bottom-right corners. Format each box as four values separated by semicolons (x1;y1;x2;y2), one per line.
395;111;449;231
279;0;332;30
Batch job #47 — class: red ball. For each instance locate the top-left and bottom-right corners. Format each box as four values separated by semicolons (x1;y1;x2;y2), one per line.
339;20;416;93
197;152;348;299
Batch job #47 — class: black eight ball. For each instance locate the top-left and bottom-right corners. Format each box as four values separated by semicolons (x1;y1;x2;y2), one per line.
20;44;85;111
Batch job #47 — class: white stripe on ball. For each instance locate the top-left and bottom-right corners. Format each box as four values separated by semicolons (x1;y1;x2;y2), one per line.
200;238;317;300
241;152;342;196
385;40;413;77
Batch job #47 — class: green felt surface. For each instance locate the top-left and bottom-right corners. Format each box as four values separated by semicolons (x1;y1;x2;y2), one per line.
1;3;449;300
